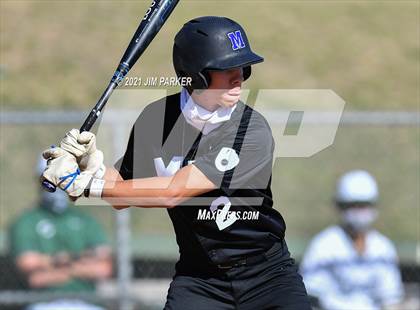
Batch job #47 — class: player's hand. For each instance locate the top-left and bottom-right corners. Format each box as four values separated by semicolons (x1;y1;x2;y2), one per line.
60;129;106;179
42;147;93;199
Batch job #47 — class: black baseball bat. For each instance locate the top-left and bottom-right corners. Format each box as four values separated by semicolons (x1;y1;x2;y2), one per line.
42;0;180;192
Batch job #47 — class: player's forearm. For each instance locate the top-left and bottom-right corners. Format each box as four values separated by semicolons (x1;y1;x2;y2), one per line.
101;176;177;208
102;167;173;210
101;165;215;208
103;167;123;182
102;167;131;209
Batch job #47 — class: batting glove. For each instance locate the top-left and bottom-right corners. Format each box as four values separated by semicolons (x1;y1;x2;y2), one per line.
60;129;106;179
42;147;103;199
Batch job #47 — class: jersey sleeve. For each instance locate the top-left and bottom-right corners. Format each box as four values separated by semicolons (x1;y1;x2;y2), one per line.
193;110;274;190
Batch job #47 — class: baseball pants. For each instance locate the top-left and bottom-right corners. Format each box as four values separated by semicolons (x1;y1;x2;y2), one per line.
164;242;312;310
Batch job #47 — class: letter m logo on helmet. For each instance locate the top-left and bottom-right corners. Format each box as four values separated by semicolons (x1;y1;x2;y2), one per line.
227;30;246;50
173;17;263;89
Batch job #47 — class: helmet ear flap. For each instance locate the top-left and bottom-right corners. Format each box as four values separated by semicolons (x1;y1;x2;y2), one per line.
198;71;211;88
183;71;211;92
243;66;251;81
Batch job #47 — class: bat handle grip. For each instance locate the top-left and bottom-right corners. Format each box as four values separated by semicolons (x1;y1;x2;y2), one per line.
80;109;100;132
80;81;117;132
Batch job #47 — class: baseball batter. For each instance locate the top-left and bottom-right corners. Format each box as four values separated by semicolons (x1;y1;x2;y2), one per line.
41;16;311;309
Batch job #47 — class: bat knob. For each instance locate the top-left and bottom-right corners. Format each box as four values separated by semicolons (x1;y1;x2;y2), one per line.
42;180;57;193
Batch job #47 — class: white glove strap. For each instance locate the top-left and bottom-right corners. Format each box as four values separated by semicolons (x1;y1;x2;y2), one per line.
93;164;106;179
87;178;105;198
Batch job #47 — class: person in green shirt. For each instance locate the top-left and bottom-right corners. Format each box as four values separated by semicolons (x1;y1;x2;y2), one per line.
8;159;113;309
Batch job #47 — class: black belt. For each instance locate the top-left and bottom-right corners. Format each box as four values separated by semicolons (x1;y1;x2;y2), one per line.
216;253;266;270
216;242;282;270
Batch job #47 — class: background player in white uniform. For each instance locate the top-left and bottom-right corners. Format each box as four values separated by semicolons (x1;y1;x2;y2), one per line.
300;170;404;310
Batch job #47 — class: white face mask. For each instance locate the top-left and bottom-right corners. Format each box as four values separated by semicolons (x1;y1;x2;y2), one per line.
341;207;378;232
180;88;236;135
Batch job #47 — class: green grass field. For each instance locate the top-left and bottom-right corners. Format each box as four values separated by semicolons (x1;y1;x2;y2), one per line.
0;1;419;261
1;1;418;109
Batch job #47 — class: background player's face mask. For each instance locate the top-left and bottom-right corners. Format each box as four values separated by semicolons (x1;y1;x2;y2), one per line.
341;207;378;233
40;190;69;214
180;88;236;135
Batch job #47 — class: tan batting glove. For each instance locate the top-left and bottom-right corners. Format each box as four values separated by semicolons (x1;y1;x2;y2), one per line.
60;129;89;158
60;129;106;179
42;147;93;199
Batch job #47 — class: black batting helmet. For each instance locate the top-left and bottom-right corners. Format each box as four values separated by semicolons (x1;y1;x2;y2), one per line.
173;16;264;90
